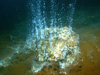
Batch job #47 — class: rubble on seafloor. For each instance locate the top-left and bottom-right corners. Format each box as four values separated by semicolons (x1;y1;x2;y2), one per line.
25;27;80;73
0;27;80;74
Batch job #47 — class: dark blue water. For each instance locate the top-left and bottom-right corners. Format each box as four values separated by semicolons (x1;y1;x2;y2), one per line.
0;0;100;33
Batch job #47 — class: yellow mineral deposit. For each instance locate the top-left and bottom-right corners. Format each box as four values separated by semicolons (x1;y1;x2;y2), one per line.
30;27;80;73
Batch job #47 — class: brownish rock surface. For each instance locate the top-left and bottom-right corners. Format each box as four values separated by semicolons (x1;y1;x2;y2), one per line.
0;27;100;75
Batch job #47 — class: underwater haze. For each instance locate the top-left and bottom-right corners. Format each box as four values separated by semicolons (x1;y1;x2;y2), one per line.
0;0;100;75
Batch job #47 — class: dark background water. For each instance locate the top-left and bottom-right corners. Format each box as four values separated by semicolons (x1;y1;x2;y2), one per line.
0;0;100;34
0;0;28;31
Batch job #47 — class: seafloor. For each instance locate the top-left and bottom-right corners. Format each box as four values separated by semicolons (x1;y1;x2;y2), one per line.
0;7;100;75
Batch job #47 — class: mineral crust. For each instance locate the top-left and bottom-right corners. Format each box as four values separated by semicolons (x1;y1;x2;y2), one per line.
27;27;80;73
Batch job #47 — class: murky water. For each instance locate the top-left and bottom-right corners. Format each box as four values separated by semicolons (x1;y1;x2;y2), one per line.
0;0;100;75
